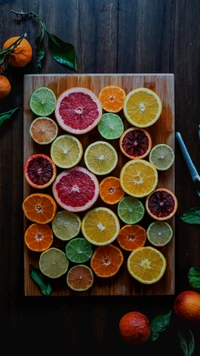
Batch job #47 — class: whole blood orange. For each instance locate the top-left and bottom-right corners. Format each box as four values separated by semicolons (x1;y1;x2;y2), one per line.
119;311;151;344
146;188;178;220
173;290;200;323
55;87;102;134
24;154;56;189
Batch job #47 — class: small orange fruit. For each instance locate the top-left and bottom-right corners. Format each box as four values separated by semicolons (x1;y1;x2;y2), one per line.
3;36;32;67
119;311;151;344
99;176;125;205
173;290;200;323
0;75;11;99
24;223;53;252
98;85;126;113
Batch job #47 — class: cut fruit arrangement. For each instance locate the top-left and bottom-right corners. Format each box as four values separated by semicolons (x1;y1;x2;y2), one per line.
23;84;177;294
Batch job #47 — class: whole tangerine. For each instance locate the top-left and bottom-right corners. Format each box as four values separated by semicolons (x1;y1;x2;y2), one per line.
119;311;151;345
0;75;11;99
173;290;200;323
3;36;32;67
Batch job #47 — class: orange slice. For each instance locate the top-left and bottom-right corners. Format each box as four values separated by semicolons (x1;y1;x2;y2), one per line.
90;244;124;277
24;154;57;189
24;223;53;252
29;117;58;145
99;176;125;205
22;193;57;224
117;224;147;251
146;188;178;220
66;265;94;292
119;127;152;159
98;85;126;113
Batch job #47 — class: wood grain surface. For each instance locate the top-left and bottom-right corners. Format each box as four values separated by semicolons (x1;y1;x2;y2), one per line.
23;73;175;296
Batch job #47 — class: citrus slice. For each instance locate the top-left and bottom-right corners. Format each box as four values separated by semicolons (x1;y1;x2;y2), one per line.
90;244;124;277
117;196;145;224
22;193;57;224
50;134;83;169
81;207;120;246
98;85;126;113
29;117;58;145
120;159;158;198
99;176;125;205
146;188;178;220
66;264;94;291
84;141;118;175
98;113;124;140
30;87;56;116
52;210;81;241
127;246;167;284
65;237;93;263
147;221;173;247
24;153;56;189
117;224;146;251
24;223;53;252
39;247;69;279
149;144;175;171
55;87;102;134
123;87;162;128
52;166;99;212
119;127;152;159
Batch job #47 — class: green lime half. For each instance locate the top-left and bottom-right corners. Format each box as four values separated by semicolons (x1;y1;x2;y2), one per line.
117;196;145;224
149;144;175;171
147;221;173;247
30;87;57;116
52;210;81;241
98;113;124;140
39;247;69;279
65;237;93;263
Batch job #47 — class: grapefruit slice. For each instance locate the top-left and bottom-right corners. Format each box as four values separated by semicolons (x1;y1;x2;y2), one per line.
52;166;99;212
55;87;102;134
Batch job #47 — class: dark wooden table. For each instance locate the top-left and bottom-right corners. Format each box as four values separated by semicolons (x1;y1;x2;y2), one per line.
0;1;200;354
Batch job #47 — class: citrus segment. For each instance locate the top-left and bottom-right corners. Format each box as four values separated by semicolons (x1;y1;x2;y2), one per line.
149;144;175;170
81;207;120;246
98;113;124;140
50;134;83;168
146;188;178;220
30;87;56;116
117;224;146;251
127;246;167;284
52;210;81;241
66;264;94;291
147;221;173;247
55;87;102;134
123;87;162;128
22;193;57;224
39;247;69;279
90;244;124;278
52;166;99;212
120;159;158;198
119;127;152;159
29;117;58;145
117;196;145;224
24;223;53;252
24;153;56;189
84;141;118;175
98;85;126;113
65;237;93;263
99;176;125;205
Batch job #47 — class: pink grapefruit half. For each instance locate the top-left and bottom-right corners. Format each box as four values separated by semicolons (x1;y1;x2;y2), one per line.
55;87;102;134
52;166;99;212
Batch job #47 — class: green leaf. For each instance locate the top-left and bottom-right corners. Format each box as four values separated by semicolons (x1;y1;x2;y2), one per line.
47;31;77;72
30;265;52;296
181;207;200;224
35;27;45;71
0;106;20;127
177;328;195;356
150;310;172;341
188;267;200;288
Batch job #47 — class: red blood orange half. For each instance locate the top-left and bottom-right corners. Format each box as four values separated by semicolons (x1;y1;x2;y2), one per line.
52;166;99;212
24;154;57;189
146;188;178;220
55;87;102;134
119;127;152;159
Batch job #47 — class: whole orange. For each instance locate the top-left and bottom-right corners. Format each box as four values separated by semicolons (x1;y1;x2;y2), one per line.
119;311;151;345
3;36;32;67
0;75;11;98
173;290;200;323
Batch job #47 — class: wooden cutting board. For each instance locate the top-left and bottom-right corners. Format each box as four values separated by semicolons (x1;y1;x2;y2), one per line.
23;73;175;296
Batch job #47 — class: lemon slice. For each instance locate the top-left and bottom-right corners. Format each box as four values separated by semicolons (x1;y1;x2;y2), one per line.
52;210;81;241
39;247;69;279
50;134;83;168
84;141;118;175
149;144;175;171
147;221;173;247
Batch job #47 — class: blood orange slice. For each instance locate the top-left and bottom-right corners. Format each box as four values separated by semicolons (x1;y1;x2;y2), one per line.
24;154;56;189
52;166;99;212
145;188;178;220
119;127;152;159
55;87;102;134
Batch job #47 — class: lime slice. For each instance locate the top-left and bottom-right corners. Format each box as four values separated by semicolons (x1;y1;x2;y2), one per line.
39;247;69;279
98;113;124;140
117;196;145;224
52;210;81;241
84;141;118;175
66;264;94;291
50;134;83;168
65;237;93;263
147;221;173;247
149;144;175;171
30;87;56;116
